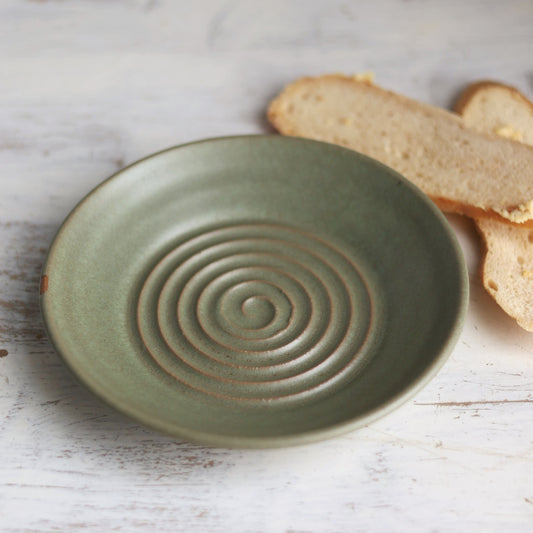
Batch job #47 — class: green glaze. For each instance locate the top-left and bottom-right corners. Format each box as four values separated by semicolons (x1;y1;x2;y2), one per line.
40;136;468;448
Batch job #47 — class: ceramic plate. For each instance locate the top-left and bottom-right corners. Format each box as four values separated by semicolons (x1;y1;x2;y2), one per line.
40;136;468;447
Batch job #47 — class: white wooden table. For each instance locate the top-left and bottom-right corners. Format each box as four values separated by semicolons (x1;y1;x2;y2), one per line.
2;1;533;531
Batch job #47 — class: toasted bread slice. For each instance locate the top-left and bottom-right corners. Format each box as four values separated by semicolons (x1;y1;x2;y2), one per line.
455;80;533;145
455;81;533;331
268;74;533;225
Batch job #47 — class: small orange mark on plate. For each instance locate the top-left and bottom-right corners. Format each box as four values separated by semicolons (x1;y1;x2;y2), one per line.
40;275;49;294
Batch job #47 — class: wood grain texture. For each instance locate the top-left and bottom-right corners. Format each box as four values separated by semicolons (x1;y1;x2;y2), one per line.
1;1;533;531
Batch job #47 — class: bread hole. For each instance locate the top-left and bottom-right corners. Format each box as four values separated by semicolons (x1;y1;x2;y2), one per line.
487;279;499;292
518;256;525;265
402;151;410;160
301;92;310;101
314;94;323;102
528;231;533;244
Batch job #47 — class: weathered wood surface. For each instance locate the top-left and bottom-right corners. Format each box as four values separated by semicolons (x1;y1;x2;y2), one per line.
1;1;533;531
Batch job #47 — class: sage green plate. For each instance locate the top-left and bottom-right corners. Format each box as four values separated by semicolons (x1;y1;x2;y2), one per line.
40;135;468;448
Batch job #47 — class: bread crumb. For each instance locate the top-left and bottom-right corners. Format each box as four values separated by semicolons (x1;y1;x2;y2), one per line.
494;200;533;224
495;124;523;141
522;270;533;279
352;72;375;84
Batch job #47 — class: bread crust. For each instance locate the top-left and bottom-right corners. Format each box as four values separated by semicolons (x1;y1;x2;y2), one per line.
268;74;464;130
432;197;533;229
453;80;533;116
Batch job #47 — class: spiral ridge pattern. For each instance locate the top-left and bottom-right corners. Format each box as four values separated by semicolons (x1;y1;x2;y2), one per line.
136;223;377;403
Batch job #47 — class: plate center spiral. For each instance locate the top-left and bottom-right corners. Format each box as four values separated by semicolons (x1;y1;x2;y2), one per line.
136;223;379;403
218;281;291;338
242;296;275;325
